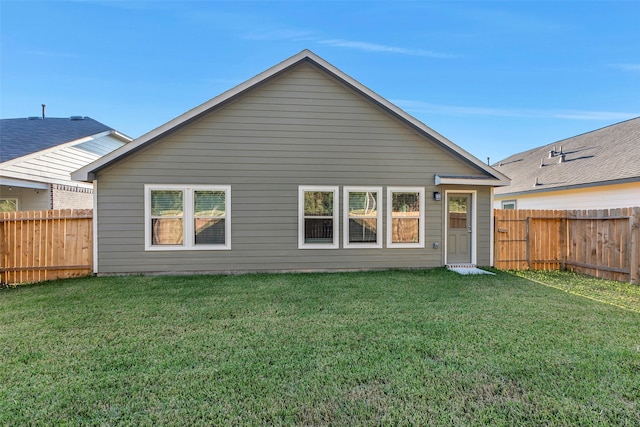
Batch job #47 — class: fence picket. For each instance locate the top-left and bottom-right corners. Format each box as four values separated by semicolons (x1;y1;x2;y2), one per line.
1;209;93;285
495;207;640;284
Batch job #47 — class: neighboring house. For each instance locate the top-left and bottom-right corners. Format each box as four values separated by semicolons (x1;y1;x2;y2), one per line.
0;116;131;211
494;117;640;210
73;50;509;275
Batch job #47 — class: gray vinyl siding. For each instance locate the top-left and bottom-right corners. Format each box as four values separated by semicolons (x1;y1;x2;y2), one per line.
95;62;491;274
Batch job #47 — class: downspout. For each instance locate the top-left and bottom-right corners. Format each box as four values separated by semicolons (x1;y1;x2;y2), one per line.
92;180;98;274
490;187;495;267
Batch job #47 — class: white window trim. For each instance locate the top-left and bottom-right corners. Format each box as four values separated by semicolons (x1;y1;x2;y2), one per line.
501;200;517;210
386;186;425;248
298;185;339;249
343;186;383;249
144;184;231;251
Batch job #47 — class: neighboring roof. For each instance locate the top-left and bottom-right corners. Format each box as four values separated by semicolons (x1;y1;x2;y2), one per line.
72;50;509;186
494;117;640;197
0;116;116;162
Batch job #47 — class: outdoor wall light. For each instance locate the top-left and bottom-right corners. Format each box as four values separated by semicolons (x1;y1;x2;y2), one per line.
433;192;441;201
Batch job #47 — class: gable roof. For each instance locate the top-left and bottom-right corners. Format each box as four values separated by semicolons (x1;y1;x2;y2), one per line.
494;117;640;196
0;116;120;162
72;50;509;185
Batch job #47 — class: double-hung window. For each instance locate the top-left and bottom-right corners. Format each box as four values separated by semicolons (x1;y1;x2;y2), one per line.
343;187;382;248
387;187;425;248
299;186;338;249
145;185;230;250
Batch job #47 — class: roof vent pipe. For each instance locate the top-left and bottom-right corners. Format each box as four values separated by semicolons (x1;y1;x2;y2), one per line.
540;158;544;168
559;153;566;163
42;104;46;119
533;177;540;187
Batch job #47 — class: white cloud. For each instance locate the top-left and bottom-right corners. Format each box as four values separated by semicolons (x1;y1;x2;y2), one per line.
610;63;640;72
26;50;78;58
552;110;640;121
243;28;453;58
394;100;639;121
244;29;315;41
318;39;454;58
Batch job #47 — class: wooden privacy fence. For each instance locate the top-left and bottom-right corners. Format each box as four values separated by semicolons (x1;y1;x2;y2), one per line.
0;209;93;285
494;207;640;284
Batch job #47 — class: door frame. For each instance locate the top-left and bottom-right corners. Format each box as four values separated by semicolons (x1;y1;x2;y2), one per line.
444;189;477;265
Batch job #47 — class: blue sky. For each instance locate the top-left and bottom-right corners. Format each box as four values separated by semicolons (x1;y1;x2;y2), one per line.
1;0;639;163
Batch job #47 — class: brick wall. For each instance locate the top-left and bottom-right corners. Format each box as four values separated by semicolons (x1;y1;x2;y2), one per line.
51;184;93;209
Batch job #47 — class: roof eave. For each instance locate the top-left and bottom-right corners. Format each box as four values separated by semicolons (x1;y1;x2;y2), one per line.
4;130;116;169
495;176;640;197
435;174;511;187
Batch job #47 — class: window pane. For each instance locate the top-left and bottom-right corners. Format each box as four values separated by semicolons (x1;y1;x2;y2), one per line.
449;196;468;229
195;218;225;245
349;218;377;243
348;192;377;217
392;192;420;213
194;191;225;217
304;218;333;243
151;190;183;217
152;218;184;245
391;218;419;243
0;199;18;212
304;191;333;216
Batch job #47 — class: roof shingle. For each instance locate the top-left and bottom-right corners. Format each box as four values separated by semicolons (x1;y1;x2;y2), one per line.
494;117;640;196
0;117;114;162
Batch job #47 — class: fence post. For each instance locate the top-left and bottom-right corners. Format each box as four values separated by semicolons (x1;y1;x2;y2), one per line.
525;216;530;269
560;215;567;271
631;207;639;284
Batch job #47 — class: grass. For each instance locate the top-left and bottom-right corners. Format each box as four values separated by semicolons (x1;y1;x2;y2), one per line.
513;269;640;313
1;269;638;426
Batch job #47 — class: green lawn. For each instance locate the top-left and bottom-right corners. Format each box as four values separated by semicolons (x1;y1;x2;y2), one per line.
1;269;638;426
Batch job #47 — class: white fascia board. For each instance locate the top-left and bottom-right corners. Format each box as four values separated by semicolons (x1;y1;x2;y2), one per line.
0;177;50;190
435;175;510;186
3;131;114;171
110;130;133;143
495;177;640;198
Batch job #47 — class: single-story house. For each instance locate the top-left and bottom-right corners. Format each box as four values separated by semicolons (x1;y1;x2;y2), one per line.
0;115;131;211
493;117;640;210
73;50;509;275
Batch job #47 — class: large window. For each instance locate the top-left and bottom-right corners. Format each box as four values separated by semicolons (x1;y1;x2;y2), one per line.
386;187;425;248
299;186;339;249
145;185;230;250
343;187;382;248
